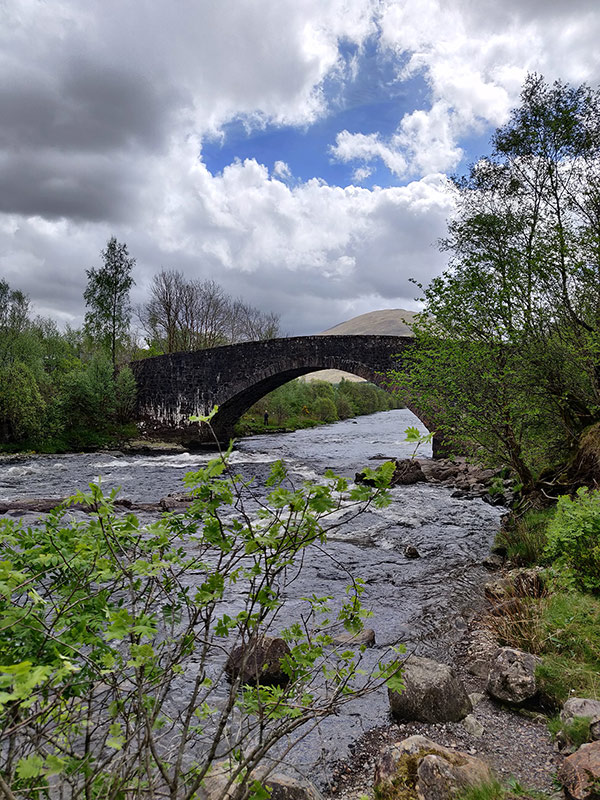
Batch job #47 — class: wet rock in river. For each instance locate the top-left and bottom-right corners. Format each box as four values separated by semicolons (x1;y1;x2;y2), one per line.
404;545;421;558
225;636;291;687
332;628;375;647
204;763;324;800
355;458;426;487
388;656;472;723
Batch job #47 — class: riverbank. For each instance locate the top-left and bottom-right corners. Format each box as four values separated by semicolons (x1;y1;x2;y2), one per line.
4;410;581;797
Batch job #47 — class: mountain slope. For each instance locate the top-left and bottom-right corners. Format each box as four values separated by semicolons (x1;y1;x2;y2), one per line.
301;308;417;383
319;308;417;337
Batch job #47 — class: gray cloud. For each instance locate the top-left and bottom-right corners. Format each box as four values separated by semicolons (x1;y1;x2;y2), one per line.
1;0;599;335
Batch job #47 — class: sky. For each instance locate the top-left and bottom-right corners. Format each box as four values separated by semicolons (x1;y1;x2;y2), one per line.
2;0;600;336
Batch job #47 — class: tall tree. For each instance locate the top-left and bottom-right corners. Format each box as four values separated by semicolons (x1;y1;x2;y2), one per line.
139;270;280;353
391;75;600;487
84;237;135;367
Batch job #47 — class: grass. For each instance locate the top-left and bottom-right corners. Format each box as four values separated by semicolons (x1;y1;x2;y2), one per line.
458;778;552;800
548;714;593;749
486;589;600;707
494;507;554;566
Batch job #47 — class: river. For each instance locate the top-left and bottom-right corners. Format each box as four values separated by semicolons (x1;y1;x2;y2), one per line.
0;408;503;788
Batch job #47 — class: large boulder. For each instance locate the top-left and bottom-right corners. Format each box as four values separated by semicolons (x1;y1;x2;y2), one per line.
374;735;493;800
558;741;600;800
486;647;540;705
388;656;472;723
225;636;291;687
562;698;600;741
391;459;427;486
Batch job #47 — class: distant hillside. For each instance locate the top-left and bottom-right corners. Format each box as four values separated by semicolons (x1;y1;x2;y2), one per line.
301;308;417;383
320;308;417;337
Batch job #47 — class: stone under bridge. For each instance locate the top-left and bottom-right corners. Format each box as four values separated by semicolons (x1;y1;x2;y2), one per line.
130;334;437;450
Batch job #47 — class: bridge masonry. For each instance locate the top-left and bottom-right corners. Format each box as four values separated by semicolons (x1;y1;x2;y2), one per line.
130;334;436;449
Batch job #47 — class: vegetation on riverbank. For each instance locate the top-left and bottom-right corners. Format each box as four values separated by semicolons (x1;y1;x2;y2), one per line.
0;244;286;453
235;377;404;436
489;500;600;711
389;76;600;494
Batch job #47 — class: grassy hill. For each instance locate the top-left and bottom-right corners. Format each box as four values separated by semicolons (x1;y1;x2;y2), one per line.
301;308;417;383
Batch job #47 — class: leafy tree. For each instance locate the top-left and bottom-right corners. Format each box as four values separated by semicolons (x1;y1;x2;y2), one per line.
392;75;600;487
312;395;338;422
84;237;135;368
0;362;45;442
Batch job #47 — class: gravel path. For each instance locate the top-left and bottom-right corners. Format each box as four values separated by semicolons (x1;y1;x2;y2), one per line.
324;618;561;799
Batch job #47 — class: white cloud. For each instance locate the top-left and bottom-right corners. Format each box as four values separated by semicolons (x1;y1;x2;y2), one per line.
273;161;292;181
352;165;373;183
2;0;600;336
331;131;408;176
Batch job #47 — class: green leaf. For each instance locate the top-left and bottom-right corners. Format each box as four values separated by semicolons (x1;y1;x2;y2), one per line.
16;753;45;779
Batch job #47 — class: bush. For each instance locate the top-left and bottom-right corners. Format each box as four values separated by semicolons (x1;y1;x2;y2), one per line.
312;395;338;422
545;487;600;593
0;454;402;798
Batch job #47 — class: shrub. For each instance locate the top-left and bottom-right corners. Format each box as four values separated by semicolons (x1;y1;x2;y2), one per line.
0;452;402;798
545;487;600;593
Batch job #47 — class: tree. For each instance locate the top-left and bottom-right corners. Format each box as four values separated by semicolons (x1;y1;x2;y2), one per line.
139;269;280;353
84;237;135;368
391;75;600;487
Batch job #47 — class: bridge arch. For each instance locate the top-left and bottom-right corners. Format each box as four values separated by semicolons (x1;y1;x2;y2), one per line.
130;334;434;447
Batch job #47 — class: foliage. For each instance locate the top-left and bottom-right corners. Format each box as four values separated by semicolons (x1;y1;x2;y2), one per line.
548;714;593;749
84;237;135;368
0;451;403;798
239;378;403;434
494;507;553;566
0;362;46;441
404;426;434;458
390;75;600;489
545;488;600;593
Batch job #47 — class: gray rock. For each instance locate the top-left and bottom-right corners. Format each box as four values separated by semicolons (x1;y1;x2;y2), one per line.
388;656;472;723
374;735;493;800
225;636;291;687
482;553;504;571
332;627;375;646
562;698;600;740
486;646;540;705
462;714;484;738
468;692;485;708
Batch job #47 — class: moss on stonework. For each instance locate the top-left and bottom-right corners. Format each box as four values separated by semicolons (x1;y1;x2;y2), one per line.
374;749;449;800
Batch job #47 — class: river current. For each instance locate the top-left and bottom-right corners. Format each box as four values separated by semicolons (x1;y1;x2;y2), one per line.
0;409;503;787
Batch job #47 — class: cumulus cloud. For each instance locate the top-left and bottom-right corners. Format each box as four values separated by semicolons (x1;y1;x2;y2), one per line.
1;0;600;334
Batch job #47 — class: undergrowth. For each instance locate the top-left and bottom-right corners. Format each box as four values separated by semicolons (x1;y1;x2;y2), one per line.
494;508;553;566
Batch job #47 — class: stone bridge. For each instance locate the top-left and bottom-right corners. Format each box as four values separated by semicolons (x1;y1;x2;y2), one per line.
130;334;436;450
